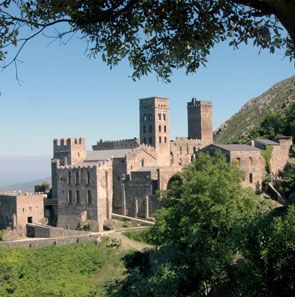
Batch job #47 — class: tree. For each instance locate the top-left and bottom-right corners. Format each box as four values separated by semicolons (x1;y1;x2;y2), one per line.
248;103;295;142
234;205;295;297
1;1;294;82
107;151;273;296
34;182;50;193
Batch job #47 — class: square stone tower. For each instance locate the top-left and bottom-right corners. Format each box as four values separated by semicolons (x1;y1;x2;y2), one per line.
187;98;213;145
139;97;170;166
51;138;86;199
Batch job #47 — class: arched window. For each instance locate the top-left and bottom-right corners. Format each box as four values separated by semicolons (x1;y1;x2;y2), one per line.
248;157;253;166
141;159;145;167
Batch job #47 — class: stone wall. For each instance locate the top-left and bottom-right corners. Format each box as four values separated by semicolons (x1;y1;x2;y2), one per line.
0;195;16;229
0;234;100;248
0;193;45;231
126;145;158;173
26;223;90;238
57;160;112;231
270;137;292;176
229;151;265;190
170;137;201;167
92;138;140;150
123;171;159;218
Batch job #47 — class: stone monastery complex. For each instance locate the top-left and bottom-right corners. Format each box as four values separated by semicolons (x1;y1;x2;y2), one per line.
0;96;292;233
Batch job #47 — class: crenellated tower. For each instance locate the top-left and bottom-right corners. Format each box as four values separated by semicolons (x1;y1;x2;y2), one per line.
187;98;213;146
51;137;86;199
139;97;170;166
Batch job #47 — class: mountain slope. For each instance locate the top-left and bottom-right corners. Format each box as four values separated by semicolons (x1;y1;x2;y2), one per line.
215;76;295;143
0;178;51;192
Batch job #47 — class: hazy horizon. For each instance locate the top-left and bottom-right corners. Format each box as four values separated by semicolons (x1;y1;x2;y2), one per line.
0;156;50;187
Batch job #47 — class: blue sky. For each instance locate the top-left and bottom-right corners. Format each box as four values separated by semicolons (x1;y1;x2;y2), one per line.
0;30;294;185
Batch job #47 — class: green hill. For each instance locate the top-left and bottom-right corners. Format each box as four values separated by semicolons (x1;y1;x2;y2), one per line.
215;76;295;143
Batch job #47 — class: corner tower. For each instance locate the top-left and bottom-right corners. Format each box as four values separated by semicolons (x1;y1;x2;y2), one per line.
187;98;213;145
139;97;170;166
51;138;86;199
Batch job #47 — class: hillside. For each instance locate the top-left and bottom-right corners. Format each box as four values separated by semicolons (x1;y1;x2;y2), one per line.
0;178;51;193
215;76;295;143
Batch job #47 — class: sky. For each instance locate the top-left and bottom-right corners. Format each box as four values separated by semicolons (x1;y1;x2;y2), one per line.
0;27;294;185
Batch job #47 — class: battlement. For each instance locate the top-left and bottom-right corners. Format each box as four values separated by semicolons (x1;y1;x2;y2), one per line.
171;137;202;145
187;98;212;108
59;158;112;171
139;97;169;109
53;137;85;147
92;138;140;151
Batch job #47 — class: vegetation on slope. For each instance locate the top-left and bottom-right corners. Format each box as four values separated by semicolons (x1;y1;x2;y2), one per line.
215;76;295;143
122;228;153;245
0;238;128;297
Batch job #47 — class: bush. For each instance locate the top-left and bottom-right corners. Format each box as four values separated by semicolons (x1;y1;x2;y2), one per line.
122;228;153;245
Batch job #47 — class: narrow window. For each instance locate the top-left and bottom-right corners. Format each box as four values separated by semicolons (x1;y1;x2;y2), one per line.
159;136;162;143
164;125;167;133
87;171;91;185
249;173;253;183
87;190;92;205
163;114;166;121
76;190;80;204
143;114;147;122
159;125;161;132
149;125;152;133
158;113;161;120
164;136;167;143
237;158;241;165
68;190;72;204
148;114;152;121
141;159;145;167
149;137;152;145
76;171;79;184
143;125;146;133
68;171;71;184
248;157;253;166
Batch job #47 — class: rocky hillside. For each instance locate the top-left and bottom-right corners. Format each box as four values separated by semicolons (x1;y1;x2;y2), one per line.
215;76;295;143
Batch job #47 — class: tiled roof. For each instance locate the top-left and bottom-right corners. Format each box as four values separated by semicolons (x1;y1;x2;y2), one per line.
255;139;279;146
212;144;260;152
86;149;133;161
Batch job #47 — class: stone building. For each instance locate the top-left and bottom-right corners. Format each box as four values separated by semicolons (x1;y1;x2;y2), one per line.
202;137;292;190
202;144;265;190
51;97;213;229
0;193;45;231
51;96;292;230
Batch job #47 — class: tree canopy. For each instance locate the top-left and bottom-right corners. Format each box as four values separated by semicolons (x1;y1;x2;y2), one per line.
249;103;295;141
1;0;294;81
107;151;276;297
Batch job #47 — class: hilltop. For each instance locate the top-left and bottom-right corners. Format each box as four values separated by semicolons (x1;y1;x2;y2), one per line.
215;76;295;143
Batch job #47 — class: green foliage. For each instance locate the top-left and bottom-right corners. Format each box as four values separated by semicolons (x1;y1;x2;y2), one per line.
1;1;294;81
248;103;295;143
278;162;295;199
0;230;4;241
260;145;273;175
228;205;295;297
34;182;50;193
215;77;295;144
0;239;127;297
122;228;153;245
107;238;121;249
107;152;273;297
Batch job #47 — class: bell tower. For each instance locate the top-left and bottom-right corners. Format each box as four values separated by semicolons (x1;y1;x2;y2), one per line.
187;98;213;146
139;97;170;166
